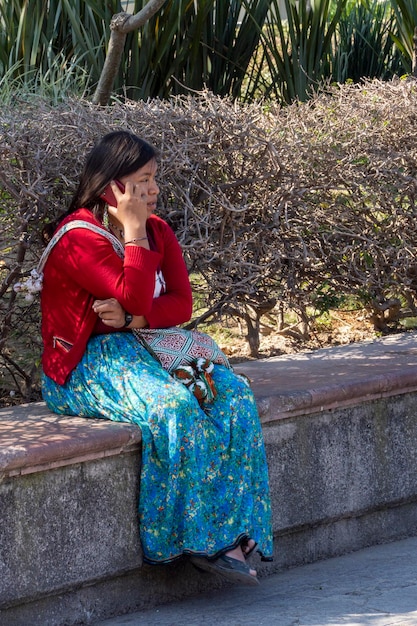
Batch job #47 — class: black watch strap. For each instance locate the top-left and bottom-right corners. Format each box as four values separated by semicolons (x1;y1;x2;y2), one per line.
123;312;133;327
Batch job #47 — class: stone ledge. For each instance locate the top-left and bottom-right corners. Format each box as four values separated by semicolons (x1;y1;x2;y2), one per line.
0;403;141;478
234;332;417;420
2;332;417;478
246;368;417;422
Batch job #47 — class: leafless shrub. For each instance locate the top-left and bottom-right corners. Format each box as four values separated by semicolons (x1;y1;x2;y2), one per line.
2;79;417;404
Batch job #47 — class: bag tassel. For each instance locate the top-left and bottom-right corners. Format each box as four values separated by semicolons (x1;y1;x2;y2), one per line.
172;358;218;407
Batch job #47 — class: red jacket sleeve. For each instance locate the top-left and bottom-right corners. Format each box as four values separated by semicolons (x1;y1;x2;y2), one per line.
146;217;193;328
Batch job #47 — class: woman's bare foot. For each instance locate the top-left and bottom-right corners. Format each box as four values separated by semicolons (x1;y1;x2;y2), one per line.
242;538;257;558
225;545;257;578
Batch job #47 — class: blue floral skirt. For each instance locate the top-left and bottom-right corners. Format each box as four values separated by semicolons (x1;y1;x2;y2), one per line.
42;332;273;564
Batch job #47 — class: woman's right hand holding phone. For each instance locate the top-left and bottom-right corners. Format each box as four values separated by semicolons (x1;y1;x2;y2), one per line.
108;180;150;248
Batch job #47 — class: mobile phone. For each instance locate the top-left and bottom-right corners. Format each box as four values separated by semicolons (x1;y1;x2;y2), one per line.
99;179;125;207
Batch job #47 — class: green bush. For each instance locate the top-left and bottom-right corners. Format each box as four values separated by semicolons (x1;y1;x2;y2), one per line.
332;0;405;83
0;0;414;104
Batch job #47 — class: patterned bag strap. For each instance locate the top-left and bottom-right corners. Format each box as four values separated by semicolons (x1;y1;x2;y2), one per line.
37;220;124;273
14;220;124;299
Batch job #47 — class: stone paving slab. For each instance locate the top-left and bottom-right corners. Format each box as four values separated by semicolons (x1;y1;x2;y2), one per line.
95;536;417;626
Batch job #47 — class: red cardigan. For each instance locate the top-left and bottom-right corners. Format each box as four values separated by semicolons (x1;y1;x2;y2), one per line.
41;208;193;384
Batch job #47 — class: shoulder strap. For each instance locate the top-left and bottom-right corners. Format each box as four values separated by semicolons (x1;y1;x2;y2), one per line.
14;220;124;299
37;219;124;273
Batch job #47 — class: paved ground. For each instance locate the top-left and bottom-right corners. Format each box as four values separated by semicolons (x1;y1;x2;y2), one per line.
96;536;417;626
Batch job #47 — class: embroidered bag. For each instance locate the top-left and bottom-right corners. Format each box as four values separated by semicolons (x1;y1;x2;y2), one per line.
133;327;233;406
133;326;230;372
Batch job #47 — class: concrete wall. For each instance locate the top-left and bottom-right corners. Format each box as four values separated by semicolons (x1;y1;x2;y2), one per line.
264;393;417;567
1;454;141;607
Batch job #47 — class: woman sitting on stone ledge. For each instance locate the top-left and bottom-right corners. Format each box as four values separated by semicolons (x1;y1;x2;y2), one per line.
39;130;273;586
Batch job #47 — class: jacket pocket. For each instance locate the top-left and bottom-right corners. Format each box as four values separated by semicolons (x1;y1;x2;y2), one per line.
53;336;73;352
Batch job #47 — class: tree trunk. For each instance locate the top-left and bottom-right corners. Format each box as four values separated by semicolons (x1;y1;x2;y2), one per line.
92;0;168;106
92;13;129;106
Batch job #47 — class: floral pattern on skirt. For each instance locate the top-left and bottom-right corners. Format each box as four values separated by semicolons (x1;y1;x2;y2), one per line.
42;332;273;564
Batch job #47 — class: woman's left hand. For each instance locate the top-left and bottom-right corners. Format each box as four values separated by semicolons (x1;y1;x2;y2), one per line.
93;298;126;328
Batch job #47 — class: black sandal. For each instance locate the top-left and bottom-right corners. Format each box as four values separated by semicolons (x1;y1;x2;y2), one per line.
189;554;260;586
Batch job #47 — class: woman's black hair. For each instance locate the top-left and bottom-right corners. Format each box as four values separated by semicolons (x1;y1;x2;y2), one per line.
43;131;157;242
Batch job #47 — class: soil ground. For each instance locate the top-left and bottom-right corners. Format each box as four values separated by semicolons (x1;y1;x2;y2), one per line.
215;309;381;364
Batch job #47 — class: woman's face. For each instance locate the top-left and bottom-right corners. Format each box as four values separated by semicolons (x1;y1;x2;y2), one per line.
119;158;159;217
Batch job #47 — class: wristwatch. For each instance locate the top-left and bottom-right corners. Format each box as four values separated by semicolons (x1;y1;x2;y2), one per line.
123;312;133;328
